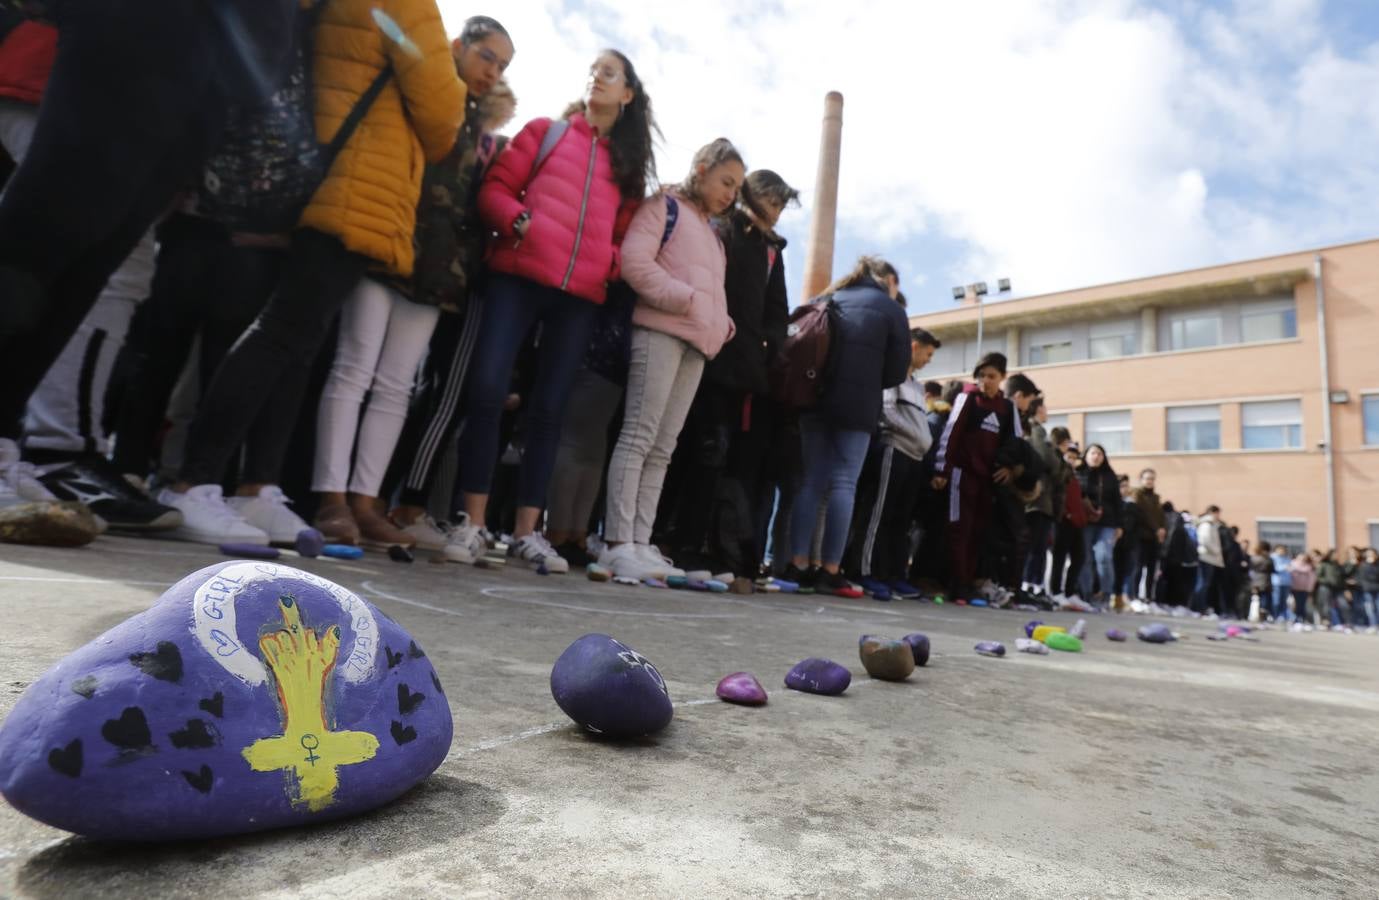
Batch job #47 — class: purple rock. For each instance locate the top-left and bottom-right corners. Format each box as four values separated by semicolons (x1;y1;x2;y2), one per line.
784;658;851;695
1137;623;1176;644
295;528;325;558
1024;620;1044;638
0;562;452;841
902;633;930;667
550;634;672;738
974;641;1006;658
716;672;768;706
1105;628;1129;642
219;543;279;560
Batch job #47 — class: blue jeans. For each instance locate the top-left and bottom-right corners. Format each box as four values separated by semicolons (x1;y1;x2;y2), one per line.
788;420;870;566
1272;583;1292;621
456;273;596;508
1120;540;1142;597
1360;591;1379;627
1080;525;1117;599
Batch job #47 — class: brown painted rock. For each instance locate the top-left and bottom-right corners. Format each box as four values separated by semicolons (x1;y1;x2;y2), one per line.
858;638;916;681
0;501;99;547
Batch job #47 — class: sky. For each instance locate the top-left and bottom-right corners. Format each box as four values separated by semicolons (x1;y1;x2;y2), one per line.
437;0;1379;314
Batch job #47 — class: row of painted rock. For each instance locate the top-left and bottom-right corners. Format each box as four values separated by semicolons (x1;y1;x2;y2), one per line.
976;618;1188;659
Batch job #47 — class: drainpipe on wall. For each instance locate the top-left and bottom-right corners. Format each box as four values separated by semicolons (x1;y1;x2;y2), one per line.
1314;253;1338;548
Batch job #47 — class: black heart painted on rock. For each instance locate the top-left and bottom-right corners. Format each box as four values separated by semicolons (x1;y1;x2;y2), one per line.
169;719;219;749
182;765;214;793
47;739;82;777
385;646;404;669
407;640;426;659
128;641;183;683
390;720;417;745
70;675;98;699
430;671;445;696
198;692;224;718
397;683;425;715
101;707;153;750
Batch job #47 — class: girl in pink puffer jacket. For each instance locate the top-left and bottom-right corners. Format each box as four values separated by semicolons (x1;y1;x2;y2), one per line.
599;138;744;580
448;49;659;573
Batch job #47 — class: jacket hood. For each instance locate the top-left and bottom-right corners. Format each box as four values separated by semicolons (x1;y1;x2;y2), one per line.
476;76;517;133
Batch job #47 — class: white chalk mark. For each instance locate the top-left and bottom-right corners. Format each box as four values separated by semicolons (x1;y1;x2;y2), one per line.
0;575;169;586
359;581;463;617
448;722;573;759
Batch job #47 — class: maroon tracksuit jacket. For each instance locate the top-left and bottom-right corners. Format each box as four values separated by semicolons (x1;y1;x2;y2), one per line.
934;387;1022;591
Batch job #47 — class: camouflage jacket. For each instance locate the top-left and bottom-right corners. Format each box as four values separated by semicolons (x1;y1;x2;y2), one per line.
389;82;514;313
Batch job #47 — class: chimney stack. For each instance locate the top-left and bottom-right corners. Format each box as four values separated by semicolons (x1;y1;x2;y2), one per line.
801;91;844;301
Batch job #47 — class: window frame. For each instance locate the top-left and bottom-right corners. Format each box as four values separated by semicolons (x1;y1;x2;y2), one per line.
1166;404;1222;453
1084;409;1133;455
1241;399;1303;450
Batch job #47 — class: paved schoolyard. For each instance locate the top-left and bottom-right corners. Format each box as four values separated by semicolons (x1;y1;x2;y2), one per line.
1;535;1376;898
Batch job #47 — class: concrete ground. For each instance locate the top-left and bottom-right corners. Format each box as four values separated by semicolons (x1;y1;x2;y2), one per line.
1;535;1377;899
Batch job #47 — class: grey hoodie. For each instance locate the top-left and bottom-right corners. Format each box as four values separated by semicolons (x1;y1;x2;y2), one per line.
879;377;933;462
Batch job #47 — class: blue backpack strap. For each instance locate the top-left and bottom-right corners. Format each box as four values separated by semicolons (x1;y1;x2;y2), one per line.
660;195;679;248
531;119;569;179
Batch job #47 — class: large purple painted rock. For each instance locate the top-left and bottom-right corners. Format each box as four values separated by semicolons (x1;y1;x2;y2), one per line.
0;562;452;841
716;672;768;705
784;658;851;695
550;634;672;737
902;633;930;667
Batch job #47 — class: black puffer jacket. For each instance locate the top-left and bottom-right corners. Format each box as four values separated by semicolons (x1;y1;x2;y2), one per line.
810;280;911;432
703;210;788;395
1077;464;1122;530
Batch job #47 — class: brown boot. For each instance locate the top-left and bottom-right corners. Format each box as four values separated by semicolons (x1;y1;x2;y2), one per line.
314;503;359;545
354;506;415;550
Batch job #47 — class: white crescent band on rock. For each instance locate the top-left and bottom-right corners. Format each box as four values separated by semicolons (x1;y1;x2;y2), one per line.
190;561;379;687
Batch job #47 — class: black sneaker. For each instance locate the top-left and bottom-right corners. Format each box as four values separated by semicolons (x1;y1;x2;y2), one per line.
40;456;183;531
554;541;592;569
782;563;815;594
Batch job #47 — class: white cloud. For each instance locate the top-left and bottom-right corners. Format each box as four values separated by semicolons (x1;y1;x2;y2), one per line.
436;0;1379;299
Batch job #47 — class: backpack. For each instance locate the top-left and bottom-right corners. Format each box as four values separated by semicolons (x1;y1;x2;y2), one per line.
769;296;838;409
583;195;680;385
1063;474;1088;527
199;2;392;234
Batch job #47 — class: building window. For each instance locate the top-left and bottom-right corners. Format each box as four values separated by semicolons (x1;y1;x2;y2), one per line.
1364;394;1379;446
1258;520;1307;556
1026;329;1075;365
1044;413;1070;435
1370;522;1379;550
1241;399;1303;450
1085;410;1132;454
1088;318;1138;359
1240;298;1297;343
1166;405;1221;452
1167;310;1222;350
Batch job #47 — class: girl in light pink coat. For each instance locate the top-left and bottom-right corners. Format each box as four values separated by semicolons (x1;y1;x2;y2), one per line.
599;139;743;580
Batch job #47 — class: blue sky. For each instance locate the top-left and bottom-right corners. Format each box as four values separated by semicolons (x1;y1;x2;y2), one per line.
441;0;1379;314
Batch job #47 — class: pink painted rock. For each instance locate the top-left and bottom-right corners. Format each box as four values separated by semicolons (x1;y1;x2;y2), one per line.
1225;625;1243;638
716;672;768;706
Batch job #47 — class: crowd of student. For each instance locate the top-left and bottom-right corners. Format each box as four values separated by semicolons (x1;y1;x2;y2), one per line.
1;3;1375;628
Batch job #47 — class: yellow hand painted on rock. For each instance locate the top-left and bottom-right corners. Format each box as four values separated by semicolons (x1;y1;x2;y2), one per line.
242;596;378;812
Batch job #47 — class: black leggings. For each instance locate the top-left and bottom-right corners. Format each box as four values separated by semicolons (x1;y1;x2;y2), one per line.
1050;520;1086;596
111;216;286;479
0;1;231;438
179;229;368;487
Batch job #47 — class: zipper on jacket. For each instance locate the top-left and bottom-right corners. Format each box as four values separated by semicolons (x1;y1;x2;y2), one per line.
560;132;599;291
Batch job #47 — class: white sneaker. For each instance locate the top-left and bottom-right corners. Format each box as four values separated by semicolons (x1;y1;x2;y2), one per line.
398;514;450;552
159;484;269;545
0;438;57;502
442;512;490;564
227;486;310;545
634;544;685;578
509;532;570;573
600;542;657;580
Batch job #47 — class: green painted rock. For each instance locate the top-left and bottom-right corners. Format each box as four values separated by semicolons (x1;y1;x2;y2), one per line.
1045;632;1083;653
